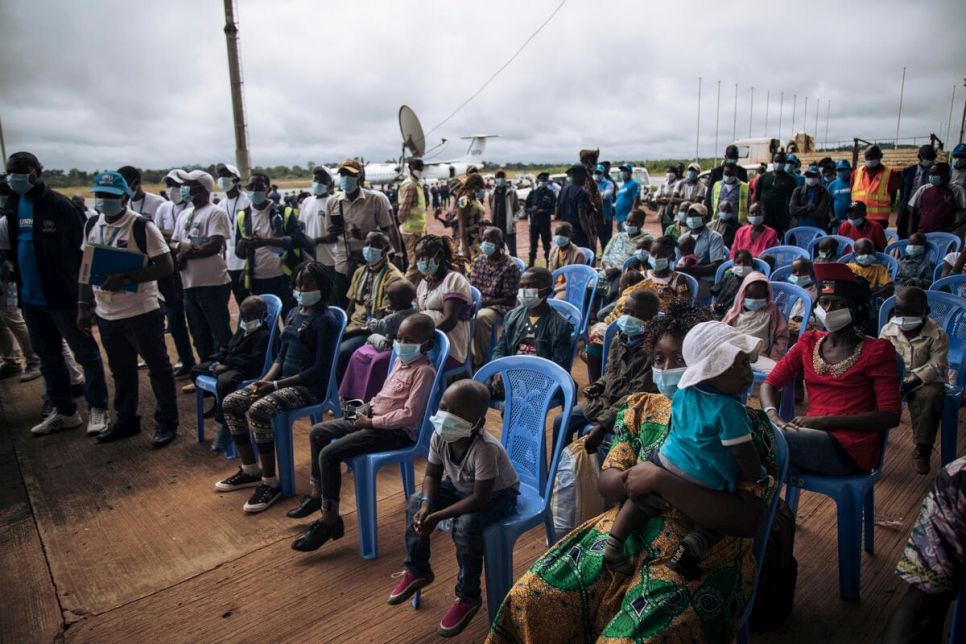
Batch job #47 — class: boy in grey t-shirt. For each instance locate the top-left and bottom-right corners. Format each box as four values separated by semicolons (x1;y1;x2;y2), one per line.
386;380;519;637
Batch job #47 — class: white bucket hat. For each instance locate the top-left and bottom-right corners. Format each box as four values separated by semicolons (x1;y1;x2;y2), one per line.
678;321;763;390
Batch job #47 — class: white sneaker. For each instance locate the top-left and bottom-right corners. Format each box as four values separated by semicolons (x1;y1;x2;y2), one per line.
87;407;109;435
30;411;83;435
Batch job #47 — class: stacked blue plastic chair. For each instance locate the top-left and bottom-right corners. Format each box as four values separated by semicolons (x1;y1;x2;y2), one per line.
784;226;826;250
195;294;282;459
884;239;942;274
784;357;904;600
840;252;899;280
551;264;598;342
759;245;811;269
924;231;962;258
412;356;576;622
346;330;449;559
880;293;966;467
931;274;966;298
440;287;481;382
715;258;771;283
735;423;790;644
807;235;854;260
578;246;595;266
270;306;347;497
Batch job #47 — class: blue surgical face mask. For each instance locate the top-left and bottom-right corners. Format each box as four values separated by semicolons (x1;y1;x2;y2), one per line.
248;191;268;206
217;177;235;192
785;163;796;173
652;366;687;400
620;171;630;181
311;182;327;196
95;197;124;217
517;287;544;309
748;215;765;226
393;341;424;364
625;225;639;235
634;249;649;263
723;175;737;184
594;173;603;183
480;241;497;256
7;173;33;195
773;162;785;173
616;314;645;337
788;274;813;287
805;177;819;187
648;256;670;271
928;176;943;186
854;254;875;267
180;186;193;203
905;244;924;257
920;159;935;169
340;176;358;192
476;190;486;199
553;235;570;248
566;176;573;184
417;258;438;277
717;209;734;220
362;246;385;266
686;216;704;229
676;210;687;223
687;171;698;181
294;289;322;307
743;298;768;312
495;178;506;187
837;170;850;180
431;410;476;443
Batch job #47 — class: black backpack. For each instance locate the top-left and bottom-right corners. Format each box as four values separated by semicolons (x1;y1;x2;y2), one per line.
749;499;798;631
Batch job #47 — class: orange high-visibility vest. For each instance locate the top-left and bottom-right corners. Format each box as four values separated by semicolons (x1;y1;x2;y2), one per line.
851;165;893;223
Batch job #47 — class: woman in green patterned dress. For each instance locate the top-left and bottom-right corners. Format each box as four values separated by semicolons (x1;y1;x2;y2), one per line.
487;302;780;644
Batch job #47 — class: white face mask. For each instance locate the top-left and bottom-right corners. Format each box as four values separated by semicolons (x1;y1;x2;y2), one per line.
865;158;880;169
890;316;924;332
517;287;543;309
412;169;423;179
815;305;853;332
732;265;752;277
167;186;184;204
240;319;262;333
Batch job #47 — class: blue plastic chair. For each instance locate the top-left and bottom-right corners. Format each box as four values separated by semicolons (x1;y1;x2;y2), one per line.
678;272;700;304
784;358;904;600
578;246;595;266
770;265;792;283
840;252;899;280
551;264;598;340
880;293;966;467
621;255;641;272
195;294;282;459
585;320;620;386
884;239;942;272
735;423;790;644
411;356;577;622
930;274;966;298
346;330;449;559
759;245;811;269
925;231;962;256
510;256;526;275
440;286;481;383
784;226;826;249
270;306;347;497
884;229;899;246
807;235;854;260
744;282;811;406
722;245;730;258
715;258;771;283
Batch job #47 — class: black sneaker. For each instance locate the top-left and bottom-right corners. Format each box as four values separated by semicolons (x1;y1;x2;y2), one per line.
215;468;262;492
666;542;704;581
243;483;281;513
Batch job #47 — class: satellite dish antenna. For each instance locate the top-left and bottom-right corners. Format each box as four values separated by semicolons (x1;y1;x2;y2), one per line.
399;105;426;158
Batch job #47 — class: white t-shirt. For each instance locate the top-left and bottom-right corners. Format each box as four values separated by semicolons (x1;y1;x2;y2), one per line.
128;191;166;222
173;203;231;289
81;210;169;321
943;252;964;273
222;193;251;271
325;189;394;274
155;201;191;235
246;204;284;280
299;194;335;267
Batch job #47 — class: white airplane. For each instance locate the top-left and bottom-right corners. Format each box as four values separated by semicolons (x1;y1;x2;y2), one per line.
361;135;497;185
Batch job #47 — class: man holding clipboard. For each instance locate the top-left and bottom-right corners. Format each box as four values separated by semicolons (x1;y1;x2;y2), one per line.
78;172;179;448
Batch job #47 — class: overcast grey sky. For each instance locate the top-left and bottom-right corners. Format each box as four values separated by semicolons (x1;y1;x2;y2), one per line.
1;0;964;172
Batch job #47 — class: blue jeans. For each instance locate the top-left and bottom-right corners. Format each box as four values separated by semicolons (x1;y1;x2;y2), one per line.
163;301;195;368
183;284;233;363
404;479;518;602
781;427;863;476
22;304;108;415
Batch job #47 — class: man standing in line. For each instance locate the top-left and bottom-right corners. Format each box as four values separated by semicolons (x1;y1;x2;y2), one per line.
487;169;522;259
754;151;798;238
595;164;616;253
554;164;595;251
851;144;899;231
708;162;749;225
703;145;749;213
216;162;252;308
299;166;336;271
118;166;166;221
896;145;937;239
0;152;109;436
613;163;641;233
396;158;427;284
171;169;234;367
78;172;179;447
524;171;556;267
827;160;853;227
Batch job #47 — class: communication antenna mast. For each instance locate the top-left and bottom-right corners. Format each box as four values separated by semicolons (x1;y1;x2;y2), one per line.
223;0;251;179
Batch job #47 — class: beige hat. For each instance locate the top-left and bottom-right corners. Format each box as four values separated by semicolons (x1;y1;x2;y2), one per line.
678;321;762;390
175;169;215;193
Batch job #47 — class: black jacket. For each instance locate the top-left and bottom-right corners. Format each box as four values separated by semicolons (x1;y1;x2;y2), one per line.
703;164;749;212
896;163;928;238
210;324;271;379
3;184;87;310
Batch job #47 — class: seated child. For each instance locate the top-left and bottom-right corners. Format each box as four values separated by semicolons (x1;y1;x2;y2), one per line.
847;237;894;301
721;272;789;373
190;295;272;451
710;248;755;317
289;314;439;547
623;235;653;272
216;261;339;513
896;232;936;289
879;286;949;475
664;201;690;239
604;321;764;579
707;200;738;248
595;269;644;321
786;257;819;341
387;379;520;637
675;234;698;270
364;279;419;351
940;246;966;279
548;221;586;300
814;236;841;263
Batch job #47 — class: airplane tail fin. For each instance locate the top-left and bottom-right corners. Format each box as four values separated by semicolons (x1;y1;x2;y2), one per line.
459;135;498;163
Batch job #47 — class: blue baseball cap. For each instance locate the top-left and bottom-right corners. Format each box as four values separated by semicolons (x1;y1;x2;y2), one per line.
89;171;129;195
804;165;820;176
619;163;632;172
953;143;966;157
786;153;800;165
595;164;605;173
835;159;851;170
